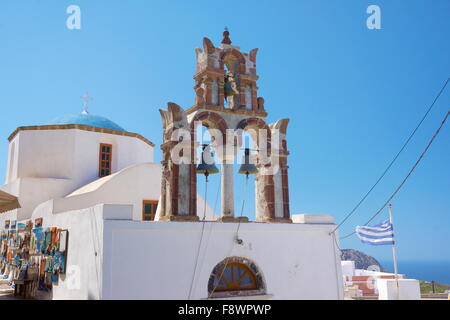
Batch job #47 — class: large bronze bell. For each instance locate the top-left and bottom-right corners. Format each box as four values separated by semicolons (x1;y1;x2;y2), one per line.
196;144;219;177
238;148;258;176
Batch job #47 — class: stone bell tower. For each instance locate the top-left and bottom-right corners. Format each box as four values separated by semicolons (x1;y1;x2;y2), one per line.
159;30;291;223
192;28;262;112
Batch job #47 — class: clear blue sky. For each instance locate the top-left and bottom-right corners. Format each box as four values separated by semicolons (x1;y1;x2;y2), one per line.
0;1;449;263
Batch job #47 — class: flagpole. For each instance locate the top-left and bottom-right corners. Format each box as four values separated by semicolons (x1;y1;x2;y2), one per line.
388;203;400;299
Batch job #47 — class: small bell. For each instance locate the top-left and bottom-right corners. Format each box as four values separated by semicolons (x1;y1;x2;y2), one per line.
238;148;258;176
196;144;219;177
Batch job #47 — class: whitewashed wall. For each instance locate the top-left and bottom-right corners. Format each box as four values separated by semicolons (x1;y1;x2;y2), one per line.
10;128;153;186
377;279;421;300
51;162;216;221
20;202;343;300
2;128;153;220
29;201;115;300
102;219;344;300
53;163;161;221
341;261;356;278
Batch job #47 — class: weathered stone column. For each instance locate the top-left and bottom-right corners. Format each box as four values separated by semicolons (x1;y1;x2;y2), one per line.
221;162;234;218
218;78;225;108
215;143;247;223
204;77;212;105
189;140;197;217
280;156;290;220
255;169;275;222
158;103;199;222
255;163;291;223
252;85;258;112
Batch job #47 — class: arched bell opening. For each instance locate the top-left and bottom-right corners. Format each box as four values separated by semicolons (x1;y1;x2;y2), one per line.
233;130;257;222
221;51;245;110
190;111;231;221
235;118;275;222
223;65;239;109
195;124;222;221
223;53;241;75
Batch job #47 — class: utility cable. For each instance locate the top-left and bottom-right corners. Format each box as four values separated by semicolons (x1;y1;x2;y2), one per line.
332;78;450;234
340;110;450;239
187;174;209;299
208;173;250;298
190;175;222;297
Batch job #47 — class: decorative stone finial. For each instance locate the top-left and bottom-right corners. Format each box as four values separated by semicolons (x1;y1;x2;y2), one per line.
221;27;232;45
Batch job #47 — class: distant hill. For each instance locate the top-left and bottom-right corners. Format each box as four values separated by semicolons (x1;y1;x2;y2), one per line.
341;249;387;272
420;281;450;294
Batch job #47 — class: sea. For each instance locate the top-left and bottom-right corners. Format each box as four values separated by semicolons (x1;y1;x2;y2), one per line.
379;260;450;284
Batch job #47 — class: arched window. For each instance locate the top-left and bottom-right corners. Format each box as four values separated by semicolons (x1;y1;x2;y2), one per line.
214;262;256;291
208;257;266;298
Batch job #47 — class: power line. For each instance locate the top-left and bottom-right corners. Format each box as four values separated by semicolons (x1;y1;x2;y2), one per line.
340;110;450;240
187;175;209;299
235;175;249;240
208;174;250;298
189;173;222;296
332;77;450;234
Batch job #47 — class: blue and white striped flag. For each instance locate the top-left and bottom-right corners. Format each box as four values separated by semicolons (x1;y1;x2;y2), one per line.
356;220;395;246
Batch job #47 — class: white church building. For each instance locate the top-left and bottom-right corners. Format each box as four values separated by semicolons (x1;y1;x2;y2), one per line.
0;31;344;300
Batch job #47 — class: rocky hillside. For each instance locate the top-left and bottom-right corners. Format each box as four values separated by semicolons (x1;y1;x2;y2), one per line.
341;249;387;272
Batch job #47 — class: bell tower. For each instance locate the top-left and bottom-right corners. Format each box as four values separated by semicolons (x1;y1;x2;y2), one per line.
192;28;263;113
158;30;291;223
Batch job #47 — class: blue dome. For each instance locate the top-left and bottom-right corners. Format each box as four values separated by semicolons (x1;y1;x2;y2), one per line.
49;113;126;132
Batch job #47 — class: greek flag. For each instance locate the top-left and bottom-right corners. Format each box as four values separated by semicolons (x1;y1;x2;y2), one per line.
356;220;395;246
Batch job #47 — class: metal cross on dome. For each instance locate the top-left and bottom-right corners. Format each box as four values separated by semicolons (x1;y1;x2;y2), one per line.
81;91;94;114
